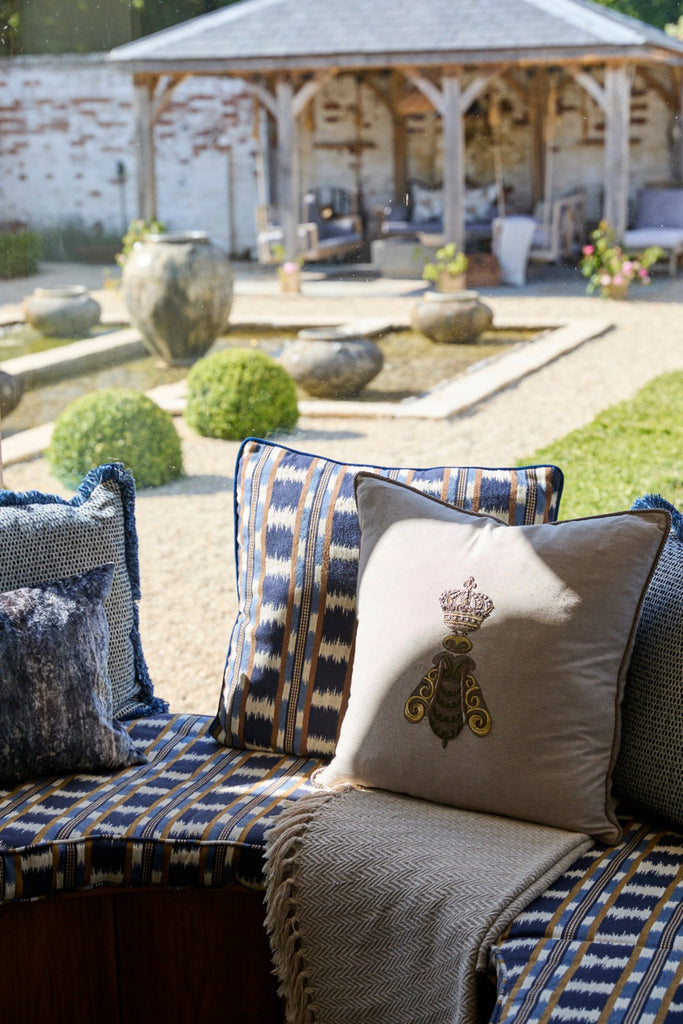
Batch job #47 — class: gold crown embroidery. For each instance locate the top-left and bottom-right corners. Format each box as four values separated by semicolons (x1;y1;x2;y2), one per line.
404;577;493;747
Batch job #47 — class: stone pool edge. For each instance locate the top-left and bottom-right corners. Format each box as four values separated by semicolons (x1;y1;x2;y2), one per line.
0;315;611;467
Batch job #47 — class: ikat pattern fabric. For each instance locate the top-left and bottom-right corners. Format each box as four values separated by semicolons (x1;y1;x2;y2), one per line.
0;463;166;720
0;713;323;902
613;494;683;828
0;565;145;784
212;438;564;757
489;818;683;1023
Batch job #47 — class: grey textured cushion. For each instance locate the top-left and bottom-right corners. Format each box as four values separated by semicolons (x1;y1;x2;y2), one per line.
613;495;683;826
0;463;166;720
0;564;146;784
318;474;670;844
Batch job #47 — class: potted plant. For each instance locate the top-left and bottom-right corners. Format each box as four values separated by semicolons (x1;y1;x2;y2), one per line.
271;243;304;293
579;221;662;299
422;242;469;292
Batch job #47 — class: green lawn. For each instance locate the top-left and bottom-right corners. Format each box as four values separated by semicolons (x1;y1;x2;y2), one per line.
522;370;683;521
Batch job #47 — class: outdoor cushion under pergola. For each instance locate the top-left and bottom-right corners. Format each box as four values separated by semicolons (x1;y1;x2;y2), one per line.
107;0;683;259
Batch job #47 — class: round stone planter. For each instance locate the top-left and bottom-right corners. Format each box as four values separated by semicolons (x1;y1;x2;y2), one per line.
22;286;101;338
0;370;22;418
279;327;384;398
411;290;493;345
121;231;233;366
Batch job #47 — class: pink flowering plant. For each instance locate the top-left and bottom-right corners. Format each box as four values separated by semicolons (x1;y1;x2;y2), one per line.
579;221;662;297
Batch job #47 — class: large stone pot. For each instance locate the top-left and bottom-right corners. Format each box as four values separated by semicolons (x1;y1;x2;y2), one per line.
0;370;22;419
122;231;233;366
411;290;493;345
22;286;101;338
279;327;384;398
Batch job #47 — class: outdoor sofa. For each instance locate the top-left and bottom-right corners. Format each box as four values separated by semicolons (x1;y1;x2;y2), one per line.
0;443;681;1024
380;179;503;244
623;185;683;278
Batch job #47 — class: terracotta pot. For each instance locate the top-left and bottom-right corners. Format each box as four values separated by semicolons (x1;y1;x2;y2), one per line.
278;265;301;293
601;282;630;300
122;231;233;365
22;286;101;338
280;327;384;398
436;271;467;293
411;290;493;344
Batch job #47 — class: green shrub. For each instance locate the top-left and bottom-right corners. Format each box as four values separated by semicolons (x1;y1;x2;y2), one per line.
48;389;183;490
184;348;299;440
0;230;41;278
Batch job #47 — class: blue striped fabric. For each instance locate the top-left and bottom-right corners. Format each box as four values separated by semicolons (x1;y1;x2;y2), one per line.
212;438;564;757
490;819;683;1023
0;713;323;900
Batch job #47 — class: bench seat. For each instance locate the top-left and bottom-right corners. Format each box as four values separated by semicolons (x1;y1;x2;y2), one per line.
0;712;323;902
489;817;683;1022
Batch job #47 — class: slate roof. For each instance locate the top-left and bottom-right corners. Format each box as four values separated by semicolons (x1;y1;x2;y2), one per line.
108;0;683;72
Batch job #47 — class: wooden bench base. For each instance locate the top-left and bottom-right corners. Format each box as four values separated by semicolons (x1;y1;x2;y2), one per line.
0;886;283;1023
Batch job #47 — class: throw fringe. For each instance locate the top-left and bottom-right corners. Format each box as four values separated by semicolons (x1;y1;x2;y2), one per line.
264;788;341;1024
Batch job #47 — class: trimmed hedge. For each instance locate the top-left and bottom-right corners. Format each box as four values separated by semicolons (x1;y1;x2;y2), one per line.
0;230;41;278
48;389;183;490
184;347;299;440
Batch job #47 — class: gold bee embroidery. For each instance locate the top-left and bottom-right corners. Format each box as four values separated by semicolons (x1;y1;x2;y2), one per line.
404;577;493;747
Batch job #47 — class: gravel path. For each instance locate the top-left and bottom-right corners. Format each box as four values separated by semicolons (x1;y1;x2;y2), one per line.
2;270;682;716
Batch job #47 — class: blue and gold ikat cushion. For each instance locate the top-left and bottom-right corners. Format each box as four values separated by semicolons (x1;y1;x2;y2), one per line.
0;565;145;784
212;438;564;758
0;463;167;720
489;817;683;1022
0;713;322;901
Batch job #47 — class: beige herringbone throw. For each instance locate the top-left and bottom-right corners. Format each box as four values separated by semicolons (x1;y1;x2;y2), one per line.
265;788;592;1024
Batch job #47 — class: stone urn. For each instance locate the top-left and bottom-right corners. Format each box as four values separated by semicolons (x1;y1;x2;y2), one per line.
121;231;233;365
0;370;22;419
279;327;384;399
22;286;101;338
411;290;493;345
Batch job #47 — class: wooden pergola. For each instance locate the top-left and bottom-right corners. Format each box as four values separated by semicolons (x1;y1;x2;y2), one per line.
107;0;683;258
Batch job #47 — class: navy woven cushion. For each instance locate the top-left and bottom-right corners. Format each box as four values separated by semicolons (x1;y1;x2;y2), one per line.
490;817;683;1022
612;494;683;827
0;713;323;900
0;463;167;720
0;565;145;784
212;438;564;758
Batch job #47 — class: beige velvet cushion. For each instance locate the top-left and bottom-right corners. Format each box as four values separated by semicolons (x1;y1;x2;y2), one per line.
317;474;670;843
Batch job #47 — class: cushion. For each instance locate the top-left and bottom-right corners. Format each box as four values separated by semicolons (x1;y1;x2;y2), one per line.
0;713;323;899
0;463;166;720
317;474;670;842
410;181;443;223
491;816;683;1022
0;564;145;784
612;494;683;826
212;438;565;758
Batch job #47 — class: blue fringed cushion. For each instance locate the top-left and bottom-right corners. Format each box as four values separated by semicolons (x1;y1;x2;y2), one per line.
490;818;683;1022
0;463;167;720
211;437;564;758
612;494;683;826
0;713;322;900
0;565;146;783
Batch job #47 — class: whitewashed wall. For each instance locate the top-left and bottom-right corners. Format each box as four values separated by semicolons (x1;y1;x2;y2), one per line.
0;55;260;256
0;56;677;259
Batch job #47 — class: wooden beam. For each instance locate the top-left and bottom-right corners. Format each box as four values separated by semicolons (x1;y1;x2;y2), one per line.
604;64;633;238
132;74;157;221
293;69;338;117
442;72;465;248
275;76;298;260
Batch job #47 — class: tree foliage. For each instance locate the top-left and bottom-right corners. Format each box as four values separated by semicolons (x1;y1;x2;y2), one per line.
591;0;683;31
1;0;240;55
